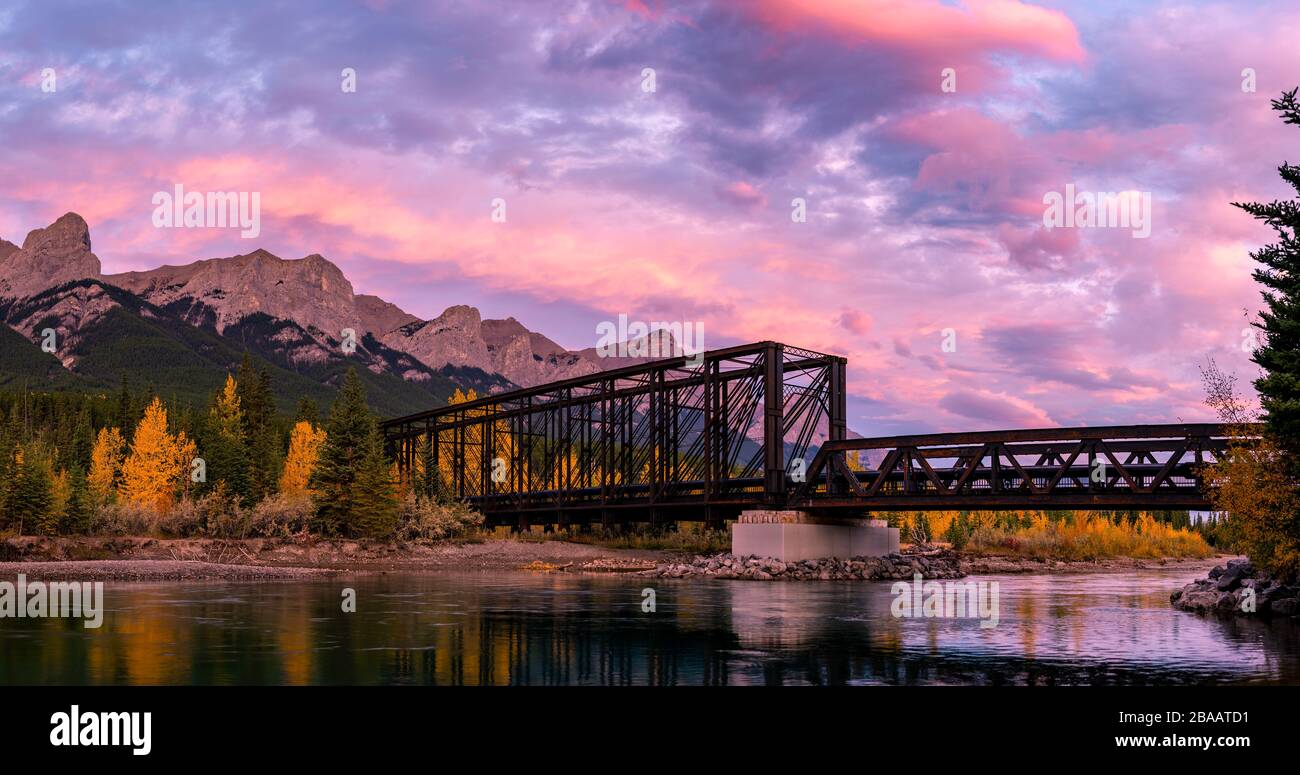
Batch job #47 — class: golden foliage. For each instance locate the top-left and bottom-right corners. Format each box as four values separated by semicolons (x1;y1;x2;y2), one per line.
211;374;243;437
1205;433;1300;577
962;513;1213;561
118;398;196;514
87;426;125;502
280;421;327;498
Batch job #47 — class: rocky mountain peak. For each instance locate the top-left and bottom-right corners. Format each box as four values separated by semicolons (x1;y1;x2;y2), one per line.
106;247;365;337
0;212;102;299
22;211;93;254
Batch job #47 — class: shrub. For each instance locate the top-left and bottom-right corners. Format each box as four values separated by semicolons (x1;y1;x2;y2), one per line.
397;491;483;541
246;493;314;538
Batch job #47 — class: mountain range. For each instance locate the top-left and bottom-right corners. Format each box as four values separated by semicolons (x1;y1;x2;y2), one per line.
0;212;626;416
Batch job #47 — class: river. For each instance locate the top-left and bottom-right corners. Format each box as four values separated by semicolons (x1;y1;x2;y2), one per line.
4;565;1298;685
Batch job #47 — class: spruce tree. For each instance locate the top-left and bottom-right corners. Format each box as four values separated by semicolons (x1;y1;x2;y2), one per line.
311;369;379;535
115;374;133;430
1234;87;1300;472
70;405;94;472
0;425;15;531
200;376;251;506
10;446;55;535
63;466;94;534
351;424;400;537
294;397;320;426
235;355;278;503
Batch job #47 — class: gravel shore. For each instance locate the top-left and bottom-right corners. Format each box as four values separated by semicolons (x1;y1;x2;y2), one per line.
0;535;1228;582
0;560;337;582
0;536;667;580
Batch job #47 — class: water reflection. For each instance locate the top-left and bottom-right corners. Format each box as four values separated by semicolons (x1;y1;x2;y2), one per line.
2;567;1297;685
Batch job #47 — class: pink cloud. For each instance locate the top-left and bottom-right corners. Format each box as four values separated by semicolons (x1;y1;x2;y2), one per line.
745;0;1085;63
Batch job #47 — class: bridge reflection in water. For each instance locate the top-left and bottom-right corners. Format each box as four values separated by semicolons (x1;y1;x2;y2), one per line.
381;341;1255;529
4;572;1298;686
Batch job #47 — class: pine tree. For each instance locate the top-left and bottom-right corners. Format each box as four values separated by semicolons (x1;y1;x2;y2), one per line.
63;465;94;534
311;368;398;536
352;424;400;537
201;374;251;504
0;412;16;529
114;374;133;431
1234;87;1300;472
294;397;320;426
10;446;55;535
1214;88;1300;577
236;355;278;503
69;405;94;472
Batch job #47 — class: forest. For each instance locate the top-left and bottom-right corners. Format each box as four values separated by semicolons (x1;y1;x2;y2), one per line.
0;357;480;542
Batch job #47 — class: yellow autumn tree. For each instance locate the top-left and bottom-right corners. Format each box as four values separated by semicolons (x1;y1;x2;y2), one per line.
212;374;242;436
119;397;196;514
280;421;327;499
87;426;126;503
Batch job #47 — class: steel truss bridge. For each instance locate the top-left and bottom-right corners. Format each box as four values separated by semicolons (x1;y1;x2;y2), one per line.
381;341;1251;529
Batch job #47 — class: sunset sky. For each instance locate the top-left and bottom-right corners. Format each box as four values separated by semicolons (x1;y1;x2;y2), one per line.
2;0;1297;435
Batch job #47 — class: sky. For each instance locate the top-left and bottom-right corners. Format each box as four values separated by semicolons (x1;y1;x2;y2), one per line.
1;0;1297;436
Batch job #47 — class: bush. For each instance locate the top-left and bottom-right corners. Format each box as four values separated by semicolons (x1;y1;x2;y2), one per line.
397;491;483;541
246;493;314;538
92;501;161;536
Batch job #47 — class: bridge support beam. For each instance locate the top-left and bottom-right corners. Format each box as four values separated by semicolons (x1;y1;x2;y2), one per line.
731;510;899;562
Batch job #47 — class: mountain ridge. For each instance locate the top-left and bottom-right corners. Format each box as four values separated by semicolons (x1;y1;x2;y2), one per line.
0;212;648;414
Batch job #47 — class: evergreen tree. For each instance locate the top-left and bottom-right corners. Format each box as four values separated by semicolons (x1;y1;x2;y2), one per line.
236;355;278;503
311;368;398;536
1234;87;1300;472
200;375;251;505
294;397;320;426
0;430;17;531
351;424;400;537
70;404;94;470
10;446;55;535
115;374;133;431
63;465;94;534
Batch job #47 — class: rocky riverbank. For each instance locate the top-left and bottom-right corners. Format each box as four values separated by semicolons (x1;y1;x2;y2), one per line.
642;548;964;580
1170;558;1300;619
641;547;1222;581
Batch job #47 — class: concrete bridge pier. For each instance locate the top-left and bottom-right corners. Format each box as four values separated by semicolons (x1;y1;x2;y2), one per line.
731;510;899;562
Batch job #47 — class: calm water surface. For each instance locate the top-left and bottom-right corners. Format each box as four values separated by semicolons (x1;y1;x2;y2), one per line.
3;566;1298;685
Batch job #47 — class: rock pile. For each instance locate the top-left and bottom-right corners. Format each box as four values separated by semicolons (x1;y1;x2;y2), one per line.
642;549;964;581
1170;558;1300;618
